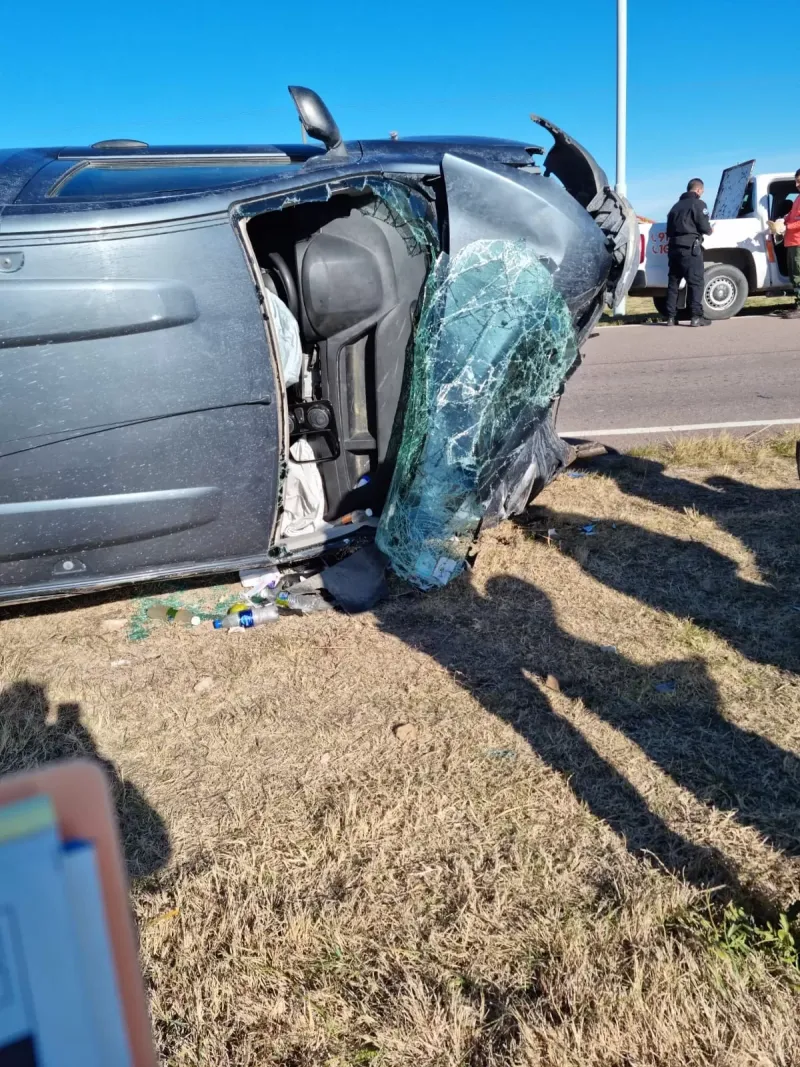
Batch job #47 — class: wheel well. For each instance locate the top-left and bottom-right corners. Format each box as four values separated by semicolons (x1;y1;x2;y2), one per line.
704;249;755;292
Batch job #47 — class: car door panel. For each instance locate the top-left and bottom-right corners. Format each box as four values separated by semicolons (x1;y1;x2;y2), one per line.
0;213;280;600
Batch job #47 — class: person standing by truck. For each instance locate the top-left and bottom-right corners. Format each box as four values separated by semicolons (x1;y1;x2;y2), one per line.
664;179;713;326
779;169;800;319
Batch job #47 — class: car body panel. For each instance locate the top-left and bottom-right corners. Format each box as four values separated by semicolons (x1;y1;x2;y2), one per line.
0;206;280;600
441;153;611;340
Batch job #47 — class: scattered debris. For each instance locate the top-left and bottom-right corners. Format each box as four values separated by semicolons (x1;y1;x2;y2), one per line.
129;586;239;640
655;680;677;694
580;524;597;536
147;605;200;626
393;723;418;743
485;749;517;760
547;528;559;539
600;645;618;654
100;619;127;633
240;567;281;598
109;659;131;668
566;469;588;479
545;674;561;692
319;752;331;766
193;677;216;695
572;442;607;460
274;589;333;615
312;544;389;612
214;605;279;630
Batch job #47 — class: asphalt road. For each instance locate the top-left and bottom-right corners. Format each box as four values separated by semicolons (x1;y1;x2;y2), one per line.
556;316;800;448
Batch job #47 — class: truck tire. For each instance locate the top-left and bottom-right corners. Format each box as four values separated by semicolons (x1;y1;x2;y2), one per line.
702;264;749;319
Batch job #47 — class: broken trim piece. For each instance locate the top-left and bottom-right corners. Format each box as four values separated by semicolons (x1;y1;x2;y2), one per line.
529;113;639;310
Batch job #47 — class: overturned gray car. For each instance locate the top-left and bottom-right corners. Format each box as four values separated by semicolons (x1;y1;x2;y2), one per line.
0;87;637;604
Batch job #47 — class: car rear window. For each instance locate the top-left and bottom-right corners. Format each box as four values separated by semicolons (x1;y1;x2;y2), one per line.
50;160;303;199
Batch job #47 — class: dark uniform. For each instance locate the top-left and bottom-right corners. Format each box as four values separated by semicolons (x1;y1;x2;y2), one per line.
665;191;713;320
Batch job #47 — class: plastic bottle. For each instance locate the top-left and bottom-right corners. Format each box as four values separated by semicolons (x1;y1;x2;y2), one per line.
274;590;332;614
147;604;201;626
330;508;374;527
213;604;280;629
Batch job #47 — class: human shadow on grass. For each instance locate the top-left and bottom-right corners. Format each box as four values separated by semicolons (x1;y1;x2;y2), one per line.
0;680;171;877
375;575;799;914
521;498;800;677
601;454;800;610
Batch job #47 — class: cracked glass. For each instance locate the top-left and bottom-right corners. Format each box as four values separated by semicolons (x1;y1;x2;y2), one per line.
376;238;578;589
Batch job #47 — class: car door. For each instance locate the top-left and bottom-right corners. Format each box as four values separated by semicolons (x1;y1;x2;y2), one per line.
0;201;280;603
711;161;756;219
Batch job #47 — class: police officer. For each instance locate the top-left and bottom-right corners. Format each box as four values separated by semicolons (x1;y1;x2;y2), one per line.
664;178;713;326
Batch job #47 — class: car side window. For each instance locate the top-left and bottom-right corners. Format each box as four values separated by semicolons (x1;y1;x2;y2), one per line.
737;181;755;218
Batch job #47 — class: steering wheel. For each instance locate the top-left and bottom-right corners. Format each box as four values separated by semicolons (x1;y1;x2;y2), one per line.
265;252;300;320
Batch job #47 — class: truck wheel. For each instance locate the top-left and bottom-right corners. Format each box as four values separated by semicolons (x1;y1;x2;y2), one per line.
702;264;749;319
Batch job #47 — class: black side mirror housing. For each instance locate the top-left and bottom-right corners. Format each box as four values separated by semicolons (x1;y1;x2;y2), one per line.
288;86;345;157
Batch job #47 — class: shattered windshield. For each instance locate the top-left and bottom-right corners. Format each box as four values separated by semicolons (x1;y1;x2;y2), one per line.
376;238;578;589
361;179;438;257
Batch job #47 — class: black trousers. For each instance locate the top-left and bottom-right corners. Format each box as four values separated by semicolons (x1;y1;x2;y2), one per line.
666;244;705;318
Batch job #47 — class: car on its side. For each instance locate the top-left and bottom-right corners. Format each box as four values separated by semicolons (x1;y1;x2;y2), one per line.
0;87;637;605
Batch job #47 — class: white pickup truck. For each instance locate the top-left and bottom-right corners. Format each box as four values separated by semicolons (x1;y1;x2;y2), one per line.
629;162;799;318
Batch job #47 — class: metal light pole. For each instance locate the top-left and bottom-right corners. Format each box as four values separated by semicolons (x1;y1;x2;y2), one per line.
615;0;628;315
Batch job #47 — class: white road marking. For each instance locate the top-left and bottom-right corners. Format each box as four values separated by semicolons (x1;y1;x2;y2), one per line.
559;417;800;437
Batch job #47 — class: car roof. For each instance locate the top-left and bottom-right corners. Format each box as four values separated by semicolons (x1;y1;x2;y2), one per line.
0;143;324;208
0;135;542;225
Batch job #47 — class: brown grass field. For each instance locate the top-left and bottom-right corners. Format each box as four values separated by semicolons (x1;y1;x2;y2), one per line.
1;434;799;1066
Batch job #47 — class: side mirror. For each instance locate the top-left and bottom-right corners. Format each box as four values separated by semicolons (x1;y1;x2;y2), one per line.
288;86;345;157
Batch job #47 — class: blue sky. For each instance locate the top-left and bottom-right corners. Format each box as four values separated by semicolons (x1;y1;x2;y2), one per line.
4;0;798;218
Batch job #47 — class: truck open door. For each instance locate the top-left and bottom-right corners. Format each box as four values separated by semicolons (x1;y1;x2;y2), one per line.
712;160;756;219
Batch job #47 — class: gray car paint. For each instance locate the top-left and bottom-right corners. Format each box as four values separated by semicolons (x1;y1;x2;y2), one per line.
1;195;280;601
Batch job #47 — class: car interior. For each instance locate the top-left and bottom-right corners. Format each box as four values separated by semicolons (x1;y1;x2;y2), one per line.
245;188;431;542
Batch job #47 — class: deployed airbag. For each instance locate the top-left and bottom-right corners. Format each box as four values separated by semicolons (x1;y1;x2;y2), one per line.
265;289;302;388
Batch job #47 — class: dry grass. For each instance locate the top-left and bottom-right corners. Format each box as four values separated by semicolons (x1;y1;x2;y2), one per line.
630;430;798;468
2;437;800;1065
601;294;795;326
